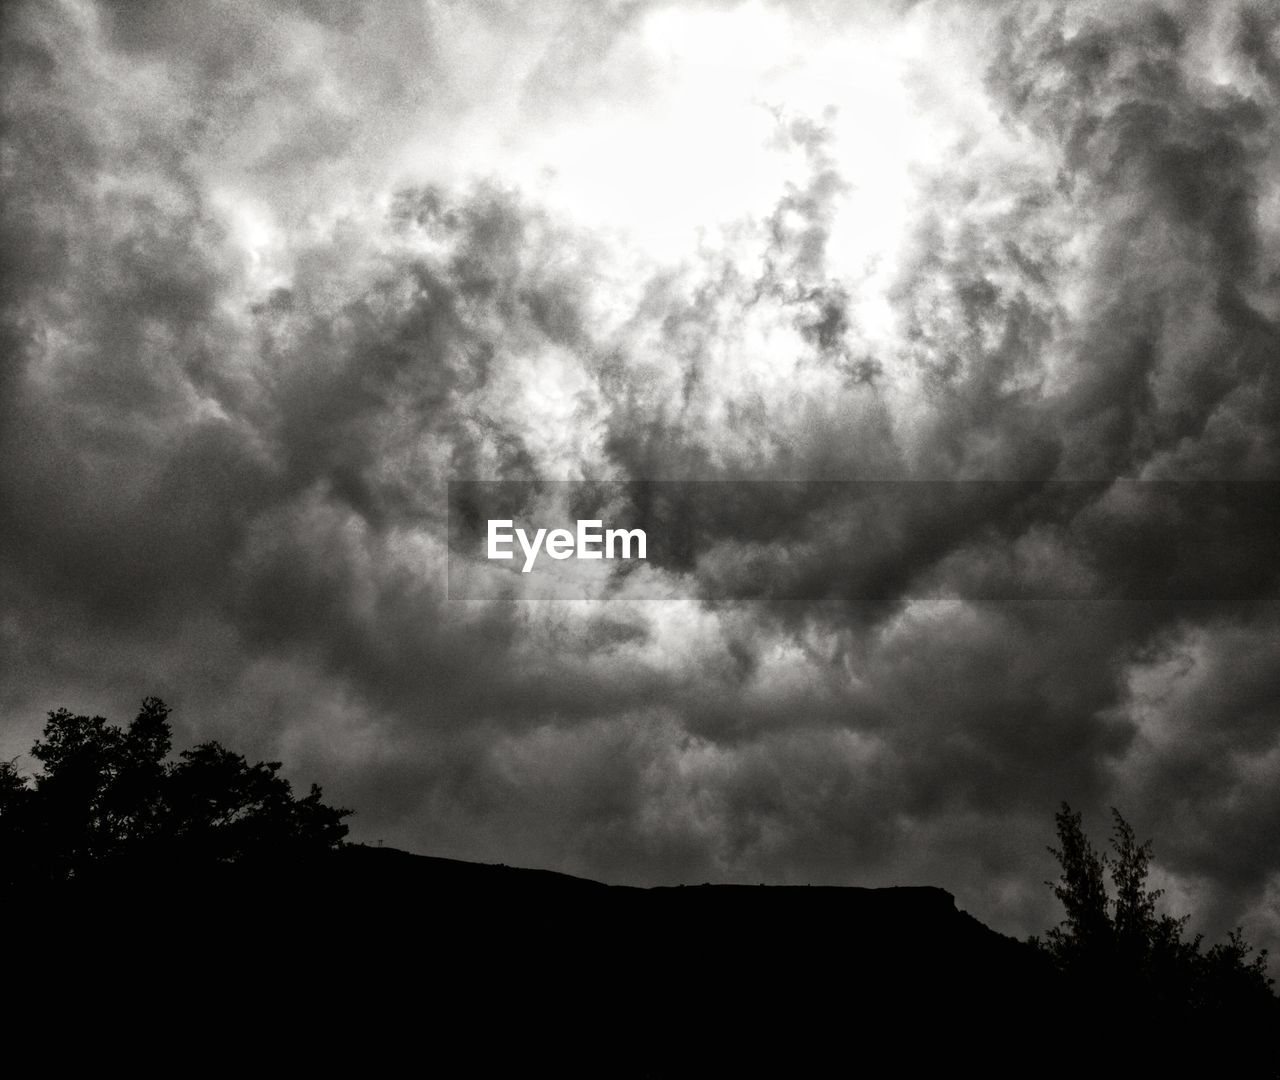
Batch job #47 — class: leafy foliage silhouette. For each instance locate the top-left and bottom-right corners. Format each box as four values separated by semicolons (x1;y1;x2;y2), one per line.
0;697;351;885
1033;802;1275;1026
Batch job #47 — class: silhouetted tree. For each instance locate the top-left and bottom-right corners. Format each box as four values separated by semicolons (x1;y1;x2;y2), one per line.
164;741;350;863
1041;803;1111;975
0;756;36;885
0;697;351;885
1034;801;1276;1029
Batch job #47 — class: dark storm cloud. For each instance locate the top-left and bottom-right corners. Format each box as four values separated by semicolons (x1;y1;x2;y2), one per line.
0;22;258;631
1;0;1279;963
0;3;636;710
558;0;1280;939
987;1;1280;479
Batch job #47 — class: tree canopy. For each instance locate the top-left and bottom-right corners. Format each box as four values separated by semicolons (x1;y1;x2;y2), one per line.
1034;802;1276;1027
0;697;351;886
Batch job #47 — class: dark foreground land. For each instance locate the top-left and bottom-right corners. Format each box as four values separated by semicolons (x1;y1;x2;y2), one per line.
8;845;1277;1076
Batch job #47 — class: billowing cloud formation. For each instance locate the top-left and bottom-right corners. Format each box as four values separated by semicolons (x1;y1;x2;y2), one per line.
2;0;1279;959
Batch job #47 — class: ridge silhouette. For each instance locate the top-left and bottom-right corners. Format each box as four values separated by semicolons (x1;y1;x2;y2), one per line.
3;700;1276;1076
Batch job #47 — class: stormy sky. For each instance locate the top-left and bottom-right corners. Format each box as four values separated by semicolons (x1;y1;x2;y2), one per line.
2;0;1279;958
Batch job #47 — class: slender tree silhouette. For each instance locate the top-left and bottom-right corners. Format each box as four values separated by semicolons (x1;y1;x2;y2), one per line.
1033;802;1275;1029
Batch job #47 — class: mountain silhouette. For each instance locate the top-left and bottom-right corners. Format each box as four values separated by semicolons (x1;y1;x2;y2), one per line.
4;700;1274;1073
12;843;1273;1076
